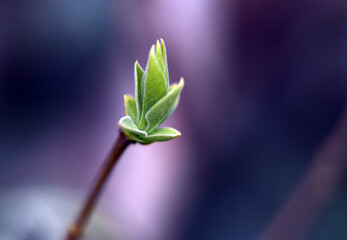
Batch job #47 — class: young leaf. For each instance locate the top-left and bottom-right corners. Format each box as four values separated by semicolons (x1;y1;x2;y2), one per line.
135;61;144;123
139;46;167;128
160;39;169;88
155;40;164;73
124;94;137;122
144;127;181;142
145;78;184;133
118;116;147;137
167;83;180;117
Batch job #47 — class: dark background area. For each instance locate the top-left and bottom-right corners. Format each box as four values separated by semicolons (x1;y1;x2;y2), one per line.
0;0;347;239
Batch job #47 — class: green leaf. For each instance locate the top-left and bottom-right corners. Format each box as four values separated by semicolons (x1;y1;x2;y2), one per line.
160;39;168;88
167;84;180;116
144;127;181;142
139;46;167;128
145;78;184;133
167;95;179;118
134;61;144;123
155;40;164;73
124;94;137;122
118;116;147;137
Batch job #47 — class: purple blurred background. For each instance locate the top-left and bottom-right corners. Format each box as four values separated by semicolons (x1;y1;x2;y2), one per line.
1;0;347;239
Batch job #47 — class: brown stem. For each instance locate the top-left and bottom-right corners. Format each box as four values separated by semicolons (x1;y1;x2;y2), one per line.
66;130;134;240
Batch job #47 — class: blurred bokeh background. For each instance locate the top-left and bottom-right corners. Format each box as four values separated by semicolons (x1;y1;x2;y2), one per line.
1;0;347;239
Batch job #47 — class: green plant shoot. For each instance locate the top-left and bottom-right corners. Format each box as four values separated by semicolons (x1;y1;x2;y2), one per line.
118;39;184;144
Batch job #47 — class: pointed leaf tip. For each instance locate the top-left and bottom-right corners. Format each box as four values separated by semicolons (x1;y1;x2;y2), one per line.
178;77;184;87
155;40;164;73
149;45;156;56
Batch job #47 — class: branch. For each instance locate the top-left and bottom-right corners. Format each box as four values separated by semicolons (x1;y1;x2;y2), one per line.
66;130;134;240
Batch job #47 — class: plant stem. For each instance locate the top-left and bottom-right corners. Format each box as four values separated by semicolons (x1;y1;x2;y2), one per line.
66;130;134;240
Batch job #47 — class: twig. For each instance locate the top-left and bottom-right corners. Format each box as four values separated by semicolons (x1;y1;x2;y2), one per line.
66;130;134;240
